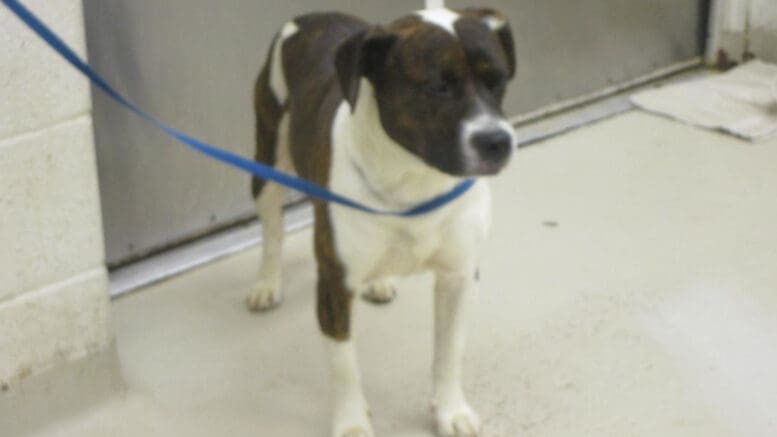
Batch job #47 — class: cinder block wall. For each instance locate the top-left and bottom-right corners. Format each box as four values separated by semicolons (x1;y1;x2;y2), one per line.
0;0;111;387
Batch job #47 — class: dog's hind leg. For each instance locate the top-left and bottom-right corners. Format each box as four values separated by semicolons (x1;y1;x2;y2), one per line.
246;182;286;311
247;24;300;312
247;115;292;312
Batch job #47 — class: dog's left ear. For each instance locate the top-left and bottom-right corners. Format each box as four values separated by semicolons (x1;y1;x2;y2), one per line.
335;27;398;111
463;8;517;78
494;22;516;78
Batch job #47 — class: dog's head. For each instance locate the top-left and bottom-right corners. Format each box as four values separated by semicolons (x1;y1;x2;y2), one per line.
336;7;517;177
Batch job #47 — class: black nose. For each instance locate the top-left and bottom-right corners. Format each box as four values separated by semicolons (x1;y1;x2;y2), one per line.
472;130;513;161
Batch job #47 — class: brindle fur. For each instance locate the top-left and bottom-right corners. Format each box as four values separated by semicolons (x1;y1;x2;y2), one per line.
251;35;283;198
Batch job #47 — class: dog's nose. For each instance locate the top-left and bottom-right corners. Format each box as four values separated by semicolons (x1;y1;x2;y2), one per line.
472;129;513;162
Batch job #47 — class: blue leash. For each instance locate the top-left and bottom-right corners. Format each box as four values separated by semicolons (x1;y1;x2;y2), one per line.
2;0;475;217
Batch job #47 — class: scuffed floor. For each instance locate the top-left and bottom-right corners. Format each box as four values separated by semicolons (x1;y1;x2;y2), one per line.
5;110;777;436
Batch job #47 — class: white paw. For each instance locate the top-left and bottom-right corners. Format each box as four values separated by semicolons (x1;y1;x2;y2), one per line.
434;403;481;436
245;280;282;312
337;426;373;437
333;401;374;437
361;279;396;305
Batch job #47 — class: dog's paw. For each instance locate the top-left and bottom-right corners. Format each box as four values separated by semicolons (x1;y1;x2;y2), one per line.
245;281;282;312
434;403;481;436
361;279;396;305
338;427;374;437
333;400;374;437
333;416;374;437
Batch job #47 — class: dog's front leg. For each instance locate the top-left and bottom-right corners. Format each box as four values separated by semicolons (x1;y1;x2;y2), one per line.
432;269;481;436
314;204;374;436
318;273;373;437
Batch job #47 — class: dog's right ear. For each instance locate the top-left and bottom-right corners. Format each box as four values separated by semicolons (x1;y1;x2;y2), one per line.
460;8;516;78
335;27;397;111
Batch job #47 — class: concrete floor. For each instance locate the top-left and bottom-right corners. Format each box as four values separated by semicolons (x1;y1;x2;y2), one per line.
5;110;777;436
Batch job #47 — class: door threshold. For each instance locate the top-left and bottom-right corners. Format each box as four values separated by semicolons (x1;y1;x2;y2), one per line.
109;203;313;299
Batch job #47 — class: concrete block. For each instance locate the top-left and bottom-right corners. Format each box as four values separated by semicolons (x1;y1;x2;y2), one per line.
0;267;111;385
0;116;105;303
0;0;90;140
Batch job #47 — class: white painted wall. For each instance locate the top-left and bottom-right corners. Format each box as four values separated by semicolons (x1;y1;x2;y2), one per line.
0;0;111;387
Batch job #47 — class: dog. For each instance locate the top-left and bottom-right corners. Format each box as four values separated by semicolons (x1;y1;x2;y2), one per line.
247;6;516;436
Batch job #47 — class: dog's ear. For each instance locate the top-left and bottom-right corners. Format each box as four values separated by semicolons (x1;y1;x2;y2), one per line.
495;22;516;78
335;27;398;111
462;8;517;78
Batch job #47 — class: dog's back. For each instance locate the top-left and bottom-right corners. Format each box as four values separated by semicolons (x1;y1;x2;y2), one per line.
252;13;368;197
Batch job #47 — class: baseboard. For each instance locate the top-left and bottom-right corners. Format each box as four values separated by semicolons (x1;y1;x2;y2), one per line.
109;202;314;299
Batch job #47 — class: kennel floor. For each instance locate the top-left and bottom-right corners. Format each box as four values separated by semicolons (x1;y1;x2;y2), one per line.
4;110;777;437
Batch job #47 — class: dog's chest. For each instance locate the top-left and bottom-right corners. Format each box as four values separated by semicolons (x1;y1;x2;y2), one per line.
328;179;492;289
331;210;463;287
363;219;444;278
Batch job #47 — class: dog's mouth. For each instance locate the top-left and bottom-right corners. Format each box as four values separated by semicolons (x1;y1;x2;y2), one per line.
439;157;511;178
466;151;514;176
415;145;513;178
473;159;508;176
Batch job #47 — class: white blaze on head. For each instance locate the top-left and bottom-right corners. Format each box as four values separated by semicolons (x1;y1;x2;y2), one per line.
483;15;507;30
416;7;459;36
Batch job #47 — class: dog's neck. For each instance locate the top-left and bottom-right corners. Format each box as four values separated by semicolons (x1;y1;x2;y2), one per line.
342;80;461;208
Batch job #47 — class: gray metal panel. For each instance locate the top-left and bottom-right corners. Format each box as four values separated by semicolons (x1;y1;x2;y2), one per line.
84;0;706;266
84;0;422;265
447;0;707;115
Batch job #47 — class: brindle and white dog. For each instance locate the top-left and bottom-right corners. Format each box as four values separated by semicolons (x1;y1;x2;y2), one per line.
247;6;516;437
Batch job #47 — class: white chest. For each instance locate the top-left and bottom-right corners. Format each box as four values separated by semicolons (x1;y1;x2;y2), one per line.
339;214;447;283
330;195;490;290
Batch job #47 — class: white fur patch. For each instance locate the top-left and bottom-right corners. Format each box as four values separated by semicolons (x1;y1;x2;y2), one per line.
460;113;493;171
269;21;299;102
327;338;362;393
433;272;481;436
326;338;374;436
484;15;507;30
416;8;460;36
